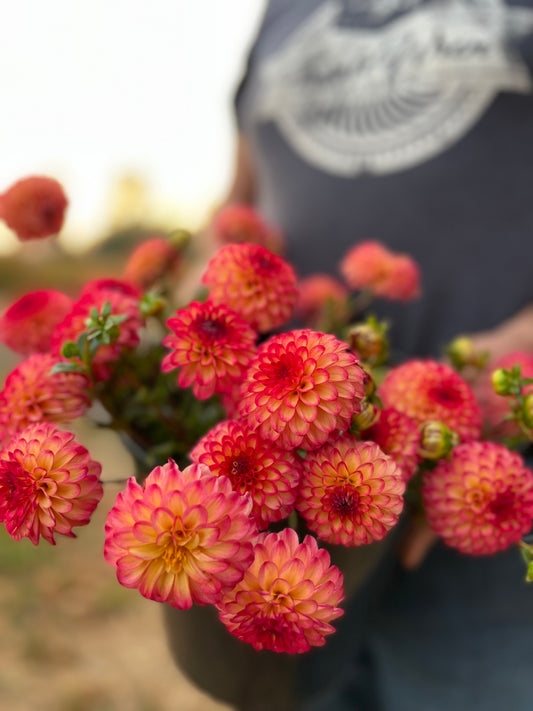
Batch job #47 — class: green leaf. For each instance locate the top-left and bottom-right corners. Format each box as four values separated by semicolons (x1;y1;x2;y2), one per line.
60;341;79;358
50;362;84;374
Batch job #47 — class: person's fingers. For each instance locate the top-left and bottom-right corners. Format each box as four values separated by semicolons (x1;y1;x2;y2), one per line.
398;518;438;570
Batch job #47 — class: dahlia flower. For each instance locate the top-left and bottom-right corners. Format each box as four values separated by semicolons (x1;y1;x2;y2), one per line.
296;435;405;546
124;237;180;288
104;460;257;609
239;329;366;451
190;419;302;528
379;360;482;442
0;289;73;355
475;352;533;438
212;204;284;254
0;423;103;544
202;243;298;332
0;353;90;445
162;301;257;400
340;240;420;301
80;278;142;299
363;408;421;481
423;441;533;555
0;175;68;241
218;528;344;653
296;274;349;328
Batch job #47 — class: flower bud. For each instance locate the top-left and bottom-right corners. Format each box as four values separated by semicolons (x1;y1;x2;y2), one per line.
140;292;166;317
359;362;376;398
418;420;458;460
347;321;388;365
492;368;513;396
351;399;381;431
446;335;488;371
168;228;191;250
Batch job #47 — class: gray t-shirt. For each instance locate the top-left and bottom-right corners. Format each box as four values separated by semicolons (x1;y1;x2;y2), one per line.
236;0;533;358
235;3;533;710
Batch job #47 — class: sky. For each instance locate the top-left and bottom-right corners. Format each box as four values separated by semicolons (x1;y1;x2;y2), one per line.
0;1;265;254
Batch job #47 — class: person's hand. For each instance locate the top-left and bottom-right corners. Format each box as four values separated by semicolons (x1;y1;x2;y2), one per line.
469;304;533;362
398;516;438;570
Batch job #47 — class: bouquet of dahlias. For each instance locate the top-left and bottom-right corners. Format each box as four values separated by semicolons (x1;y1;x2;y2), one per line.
2;174;533;673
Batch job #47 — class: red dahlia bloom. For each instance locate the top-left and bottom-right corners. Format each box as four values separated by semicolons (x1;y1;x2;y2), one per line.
202;243;298;332
218;528;344;653
0;176;68;241
124;237;181;288
0;423;102;544
162;301;257;400
363;407;421;481
80;278;142;299
296;274;349;329
0;289;73;355
296;435;405;546
340;240;420;301
423;441;533;555
379;360;482;442
104;460;257;609
212;204;284;254
0;353;90;446
239;329;366;451
190;419;302;528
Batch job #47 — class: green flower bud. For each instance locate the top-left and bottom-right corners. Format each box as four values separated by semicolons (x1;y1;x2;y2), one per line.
492;368;513;396
351;399;381;432
418;420;458;460
347;321;388;365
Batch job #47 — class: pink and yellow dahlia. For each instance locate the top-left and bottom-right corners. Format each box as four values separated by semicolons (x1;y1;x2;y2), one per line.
340;240;420;301
363;408;421;481
296;274;349;329
124;237;181;289
202;243;298;332
104;460;257;609
0;423;102;544
212;204;284;254
0;353;90;445
423;441;533;555
217;528;344;653
190;419;302;528
162;301;257;400
239;329;366;451
379;360;482;442
0;289;73;355
0;175;68;241
296;435;405;546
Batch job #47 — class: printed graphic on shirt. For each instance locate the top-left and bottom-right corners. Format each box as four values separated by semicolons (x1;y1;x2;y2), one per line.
254;0;533;175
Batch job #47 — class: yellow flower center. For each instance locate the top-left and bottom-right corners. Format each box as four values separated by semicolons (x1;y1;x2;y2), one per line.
162;541;187;572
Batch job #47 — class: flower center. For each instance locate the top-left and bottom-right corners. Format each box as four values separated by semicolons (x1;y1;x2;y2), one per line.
329;487;359;518
162;541;187;572
489;488;517;523
228;455;256;488
428;381;462;408
197;318;226;341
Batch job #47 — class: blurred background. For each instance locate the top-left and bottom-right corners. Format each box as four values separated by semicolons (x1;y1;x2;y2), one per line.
0;2;265;710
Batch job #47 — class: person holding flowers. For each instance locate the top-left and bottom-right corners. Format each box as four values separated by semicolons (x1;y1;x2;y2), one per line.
1;3;533;711
199;1;533;710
